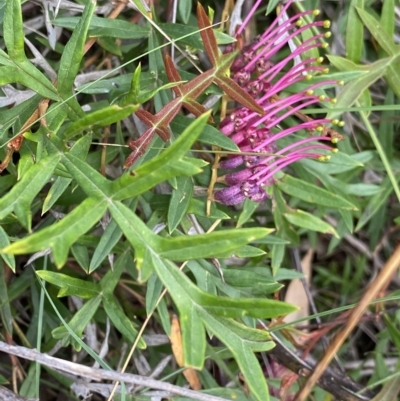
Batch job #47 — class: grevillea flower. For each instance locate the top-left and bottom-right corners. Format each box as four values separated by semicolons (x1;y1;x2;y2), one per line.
214;0;344;206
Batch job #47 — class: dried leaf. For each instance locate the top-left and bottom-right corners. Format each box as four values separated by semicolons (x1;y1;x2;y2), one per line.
170;315;202;390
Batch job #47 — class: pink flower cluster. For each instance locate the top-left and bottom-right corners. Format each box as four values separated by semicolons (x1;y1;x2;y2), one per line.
214;0;343;205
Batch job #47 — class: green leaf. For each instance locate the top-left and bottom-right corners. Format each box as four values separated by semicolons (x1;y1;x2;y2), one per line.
187;198;230;220
272;186;299;244
201;314;273;401
313;174;355;233
300;23;320;61
112;112;210;200
110;200;273;280
17;150;34;180
271;244;285;276
154;258;297;320
61;153;113;199
380;0;395;39
301;150;372;175
355;177;394;231
152;257;290;401
42;177;71;214
146;273;164;314
371;375;400;401
284;210;339;238
385;316;400;353
354;7;400;97
71;244;90;272
276;174;358;210
2;198;108;267
170;115;239;151
35;271;100;298
344;183;380;197
178;0;191;24
327;55;364;72
379;90;395;161
57;0;96;99
53;16;150;39
237;199;259;227
62;104;139;140
0;226;15;272
0;154;60;230
156;228;274;261
42;134;93;213
108;201;158;282
384;59;400;98
0;66;58;101
89;199;137;273
177;304;205;368
265;0;280;15
0;259;13;334
103;294;146;348
346;0;364;63
168;176;193;232
327;57;392;119
99;248;129;294
4;0;25;62
222;269;282;295
52;296;102;350
89;222;122;272
76;72;151;94
2;0;58;98
252;235;290;245
356;7;397;56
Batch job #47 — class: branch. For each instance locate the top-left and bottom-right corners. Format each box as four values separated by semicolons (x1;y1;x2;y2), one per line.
0;386;38;401
0;341;226;401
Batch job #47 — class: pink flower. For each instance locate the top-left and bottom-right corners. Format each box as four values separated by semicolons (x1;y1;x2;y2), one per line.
214;0;343;205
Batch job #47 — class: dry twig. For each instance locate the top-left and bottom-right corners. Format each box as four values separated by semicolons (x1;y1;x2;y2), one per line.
0;341;227;401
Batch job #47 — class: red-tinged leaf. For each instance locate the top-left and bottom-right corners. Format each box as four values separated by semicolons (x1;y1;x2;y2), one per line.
135;109;156;127
182;99;208;117
125;129;155;168
124;150;140;169
153;97;182;132
164;56;213;120
214;75;264;115
182;69;215;100
135;101;180;142
196;3;219;67
165;55;184;96
154;126;171;142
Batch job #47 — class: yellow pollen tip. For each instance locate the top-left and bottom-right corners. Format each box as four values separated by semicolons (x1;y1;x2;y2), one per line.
305;74;313;81
338;121;345;127
296;19;303;27
323;20;331;29
324;32;332;38
321;42;329;49
313;9;320;16
331;148;339;153
306;90;314;95
319;95;326;101
323;68;329;73
317;57;324;63
317;155;327;162
316;126;324;132
331;138;339;144
325;155;332;160
337;80;344;86
330;98;337;104
332;119;339;125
